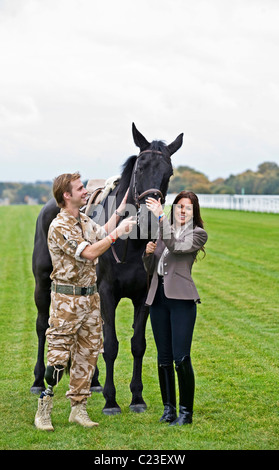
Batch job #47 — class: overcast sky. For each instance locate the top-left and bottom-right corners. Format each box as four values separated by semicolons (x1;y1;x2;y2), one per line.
0;0;279;183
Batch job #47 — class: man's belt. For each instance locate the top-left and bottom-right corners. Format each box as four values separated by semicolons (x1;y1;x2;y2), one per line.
51;283;97;296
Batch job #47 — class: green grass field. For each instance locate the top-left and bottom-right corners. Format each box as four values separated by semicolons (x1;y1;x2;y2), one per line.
0;205;278;450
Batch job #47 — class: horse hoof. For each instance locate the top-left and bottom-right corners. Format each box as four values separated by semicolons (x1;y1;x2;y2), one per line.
30;386;45;395
90;385;103;393
102;407;121;415
129;403;147;413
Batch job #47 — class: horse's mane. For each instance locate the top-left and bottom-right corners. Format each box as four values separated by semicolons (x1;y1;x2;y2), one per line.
119;155;137;191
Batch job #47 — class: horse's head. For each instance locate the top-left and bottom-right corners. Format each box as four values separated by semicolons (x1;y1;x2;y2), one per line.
129;123;183;239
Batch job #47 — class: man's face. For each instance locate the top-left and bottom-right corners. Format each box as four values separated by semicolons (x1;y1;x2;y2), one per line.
66;178;88;208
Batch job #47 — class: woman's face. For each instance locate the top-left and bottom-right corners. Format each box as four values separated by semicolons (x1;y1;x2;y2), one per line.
173;197;193;226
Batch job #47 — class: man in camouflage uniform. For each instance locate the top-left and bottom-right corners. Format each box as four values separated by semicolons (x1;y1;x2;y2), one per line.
34;173;135;431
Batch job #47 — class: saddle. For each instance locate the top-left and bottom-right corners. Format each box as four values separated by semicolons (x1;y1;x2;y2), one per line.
82;175;120;217
82;175;130;264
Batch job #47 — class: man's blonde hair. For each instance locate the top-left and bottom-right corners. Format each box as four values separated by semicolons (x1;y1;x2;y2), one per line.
53;172;81;208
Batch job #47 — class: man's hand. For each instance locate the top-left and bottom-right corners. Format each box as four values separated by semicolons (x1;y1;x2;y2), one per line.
117;189;129;216
117;216;137;237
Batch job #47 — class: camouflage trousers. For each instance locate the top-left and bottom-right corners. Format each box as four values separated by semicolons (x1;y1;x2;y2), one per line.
46;291;103;405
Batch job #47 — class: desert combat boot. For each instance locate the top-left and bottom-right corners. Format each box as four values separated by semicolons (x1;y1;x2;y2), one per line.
34;395;54;431
69;402;99;428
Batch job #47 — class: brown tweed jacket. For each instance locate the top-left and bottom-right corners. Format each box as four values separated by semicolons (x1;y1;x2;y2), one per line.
143;217;208;305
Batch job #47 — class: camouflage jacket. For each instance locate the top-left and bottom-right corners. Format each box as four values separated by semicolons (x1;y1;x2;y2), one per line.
48;208;107;287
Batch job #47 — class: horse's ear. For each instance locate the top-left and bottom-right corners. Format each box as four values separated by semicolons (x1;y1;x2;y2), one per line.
167;133;184;156
132;123;150;151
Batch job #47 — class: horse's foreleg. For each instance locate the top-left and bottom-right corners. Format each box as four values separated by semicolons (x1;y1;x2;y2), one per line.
99;287;121;415
102;320;121;414
129;301;149;412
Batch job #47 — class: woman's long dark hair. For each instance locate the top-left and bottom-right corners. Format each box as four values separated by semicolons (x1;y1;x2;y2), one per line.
169;190;206;257
170;191;204;228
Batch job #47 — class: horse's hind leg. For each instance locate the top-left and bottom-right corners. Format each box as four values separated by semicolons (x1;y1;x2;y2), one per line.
30;281;50;394
129;299;149;412
90;365;103;392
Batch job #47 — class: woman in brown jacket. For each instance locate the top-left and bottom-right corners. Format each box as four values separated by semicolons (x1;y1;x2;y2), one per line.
143;191;207;426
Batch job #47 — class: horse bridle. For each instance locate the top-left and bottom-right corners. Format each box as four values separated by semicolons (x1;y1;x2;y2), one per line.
132;149;166;210
111;149;169;264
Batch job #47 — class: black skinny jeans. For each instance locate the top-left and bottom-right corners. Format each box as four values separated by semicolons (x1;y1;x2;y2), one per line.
149;278;197;366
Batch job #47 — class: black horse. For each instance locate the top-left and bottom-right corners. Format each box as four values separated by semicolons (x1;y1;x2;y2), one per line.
31;123;183;415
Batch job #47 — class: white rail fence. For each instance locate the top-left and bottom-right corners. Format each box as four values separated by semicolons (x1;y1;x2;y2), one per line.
165;194;279;214
1;193;279;213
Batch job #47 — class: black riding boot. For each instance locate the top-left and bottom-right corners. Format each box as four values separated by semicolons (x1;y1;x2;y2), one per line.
169;356;194;426
158;363;177;423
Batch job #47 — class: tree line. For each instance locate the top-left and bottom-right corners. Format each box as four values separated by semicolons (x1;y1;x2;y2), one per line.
168;161;279;195
0;161;278;204
0;181;52;204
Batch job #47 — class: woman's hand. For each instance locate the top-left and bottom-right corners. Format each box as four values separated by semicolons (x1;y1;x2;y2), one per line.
145;241;157;254
146;197;163;218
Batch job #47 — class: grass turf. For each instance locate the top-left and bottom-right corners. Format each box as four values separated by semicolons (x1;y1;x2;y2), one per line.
0;205;278;450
